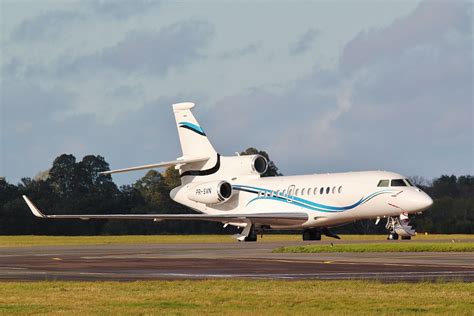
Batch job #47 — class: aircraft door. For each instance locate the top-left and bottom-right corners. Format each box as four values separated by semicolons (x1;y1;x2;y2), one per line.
287;185;295;202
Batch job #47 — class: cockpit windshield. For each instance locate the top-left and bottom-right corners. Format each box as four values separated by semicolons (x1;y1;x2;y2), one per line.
390;179;407;187
377;180;390;187
377;178;413;187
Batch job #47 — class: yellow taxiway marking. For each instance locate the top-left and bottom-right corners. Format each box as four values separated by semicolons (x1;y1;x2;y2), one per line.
323;261;332;264
52;257;62;261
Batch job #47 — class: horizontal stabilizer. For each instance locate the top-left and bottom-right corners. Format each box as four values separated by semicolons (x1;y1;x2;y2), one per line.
22;196;308;224
99;157;209;175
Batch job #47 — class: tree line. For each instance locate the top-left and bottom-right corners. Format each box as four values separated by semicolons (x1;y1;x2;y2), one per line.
0;149;472;235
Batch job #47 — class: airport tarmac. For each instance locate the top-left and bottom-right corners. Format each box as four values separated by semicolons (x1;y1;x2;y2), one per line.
0;240;473;282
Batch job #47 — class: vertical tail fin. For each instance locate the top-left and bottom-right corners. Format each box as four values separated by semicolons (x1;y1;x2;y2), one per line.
172;102;216;158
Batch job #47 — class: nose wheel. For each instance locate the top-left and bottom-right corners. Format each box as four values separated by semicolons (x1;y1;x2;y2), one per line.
387;232;399;240
385;215;416;240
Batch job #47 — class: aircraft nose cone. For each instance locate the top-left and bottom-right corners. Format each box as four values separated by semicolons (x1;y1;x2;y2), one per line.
416;193;433;211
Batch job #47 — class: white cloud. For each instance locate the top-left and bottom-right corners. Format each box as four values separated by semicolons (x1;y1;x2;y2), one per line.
63;19;214;75
1;0;471;183
11;10;85;42
289;28;320;55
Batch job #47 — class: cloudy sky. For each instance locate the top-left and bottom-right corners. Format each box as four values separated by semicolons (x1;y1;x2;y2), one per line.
1;0;472;185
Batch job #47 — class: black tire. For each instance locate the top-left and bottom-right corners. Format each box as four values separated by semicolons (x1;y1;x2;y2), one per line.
387;233;399;240
303;229;322;241
311;230;322;240
244;234;257;242
303;230;312;241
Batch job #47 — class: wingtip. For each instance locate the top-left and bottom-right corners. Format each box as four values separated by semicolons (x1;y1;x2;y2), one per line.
22;195;46;218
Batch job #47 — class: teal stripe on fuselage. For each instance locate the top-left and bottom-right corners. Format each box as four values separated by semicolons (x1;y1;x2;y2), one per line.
233;184;396;213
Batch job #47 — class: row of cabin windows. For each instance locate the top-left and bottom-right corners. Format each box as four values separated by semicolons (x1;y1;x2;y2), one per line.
262;186;343;198
377;178;414;187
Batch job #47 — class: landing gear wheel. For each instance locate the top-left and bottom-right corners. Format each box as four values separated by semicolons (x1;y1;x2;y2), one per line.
302;229;322;241
312;230;322;240
401;236;411;240
387;232;399;240
244;234;257;242
243;224;257;242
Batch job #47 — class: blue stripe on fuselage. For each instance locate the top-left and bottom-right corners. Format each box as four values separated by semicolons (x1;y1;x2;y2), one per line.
232;184;395;213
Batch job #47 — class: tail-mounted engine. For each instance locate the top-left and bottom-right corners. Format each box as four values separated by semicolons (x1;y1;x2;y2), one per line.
187;181;233;204
220;154;268;177
250;155;268;175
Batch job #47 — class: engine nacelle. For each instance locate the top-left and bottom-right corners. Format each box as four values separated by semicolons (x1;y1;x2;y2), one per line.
220;154;268;177
249;155;268;175
187;181;233;204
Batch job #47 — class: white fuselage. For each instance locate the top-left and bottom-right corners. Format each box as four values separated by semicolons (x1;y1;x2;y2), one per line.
171;170;433;230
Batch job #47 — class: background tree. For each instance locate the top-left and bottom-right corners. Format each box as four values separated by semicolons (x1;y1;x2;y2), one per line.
49;154;77;198
1;153;473;236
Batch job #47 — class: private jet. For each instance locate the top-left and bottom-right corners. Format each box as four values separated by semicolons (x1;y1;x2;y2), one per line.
23;102;433;241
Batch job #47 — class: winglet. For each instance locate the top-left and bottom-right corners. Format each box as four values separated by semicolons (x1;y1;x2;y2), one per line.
22;195;47;218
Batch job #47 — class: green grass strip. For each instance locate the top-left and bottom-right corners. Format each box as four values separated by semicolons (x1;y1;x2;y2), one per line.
274;242;474;253
1;234;473;247
0;280;473;315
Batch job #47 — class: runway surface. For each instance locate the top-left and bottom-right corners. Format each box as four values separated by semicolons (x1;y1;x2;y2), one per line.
1;240;473;282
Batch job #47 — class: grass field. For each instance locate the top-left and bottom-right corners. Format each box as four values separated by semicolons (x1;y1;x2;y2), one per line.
1;280;473;315
1;234;473;247
274;242;474;253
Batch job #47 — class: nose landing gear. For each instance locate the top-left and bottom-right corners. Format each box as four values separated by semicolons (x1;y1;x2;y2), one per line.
386;214;416;240
388;232;399;240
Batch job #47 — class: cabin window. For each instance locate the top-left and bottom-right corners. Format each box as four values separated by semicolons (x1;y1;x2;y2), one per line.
377;180;389;187
307;188;312;195
320;187;324;194
313;187;318;195
332;186;336;194
282;189;286;196
259;191;265;197
326;187;330;194
295;189;299;196
276;190;280;196
301;188;305;196
391;179;407;187
338;186;342;194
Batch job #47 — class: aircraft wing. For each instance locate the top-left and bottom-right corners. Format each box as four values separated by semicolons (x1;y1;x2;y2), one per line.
23;196;308;224
99;156;209;175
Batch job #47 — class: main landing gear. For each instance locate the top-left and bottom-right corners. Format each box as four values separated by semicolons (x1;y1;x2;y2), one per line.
302;228;341;241
244;225;257;242
235;224;341;242
234;223;257;242
303;229;321;241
